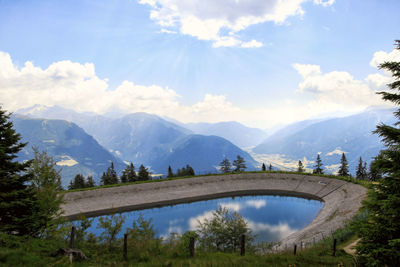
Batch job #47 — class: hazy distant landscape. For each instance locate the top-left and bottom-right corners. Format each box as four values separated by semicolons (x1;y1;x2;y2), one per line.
13;104;395;186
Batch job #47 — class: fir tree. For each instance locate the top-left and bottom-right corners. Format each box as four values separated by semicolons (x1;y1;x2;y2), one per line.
368;159;383;181
86;176;95;187
232;155;246;172
167;165;174;178
337;153;349;177
186;164;195;176
120;163;136;183
268;163;272;171
69;174;86;189
219;158;232;173
261;163;266;171
0;108;41;236
297;160;305;173
356;157;367;180
312;154;324;174
101;162;119;185
354;40;400;266
138;164;150;181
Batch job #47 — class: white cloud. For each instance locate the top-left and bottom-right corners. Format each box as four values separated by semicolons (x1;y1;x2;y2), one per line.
139;0;334;48
292;63;389;112
326;148;346;156
245;199;266;209
313;0;335;7
246;219;297;240
219;202;242;212
370;49;400;68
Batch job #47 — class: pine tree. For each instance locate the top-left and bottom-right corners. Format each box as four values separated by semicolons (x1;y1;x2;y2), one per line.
120;163;136;183
167;165;174;178
69;174;86;189
337;153;349;177
232;155;246;172
312;154;324;174
356;157;367;180
268;163;272;171
219;158;232;173
86;176;95;187
0;108;41;236
297;160;305;173
101;162;119;185
186;164;195;176
261;163;266;171
354;40;400;266
368;159;383;181
138;164;150;181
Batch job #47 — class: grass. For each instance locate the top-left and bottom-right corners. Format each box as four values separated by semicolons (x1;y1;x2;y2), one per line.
0;232;356;267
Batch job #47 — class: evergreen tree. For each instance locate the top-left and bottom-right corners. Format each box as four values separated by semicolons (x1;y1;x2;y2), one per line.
69;174;86;189
356;157;367;180
354;40;400;266
167;165;174;178
186;164;195;176
261;163;266;171
268;163;272;171
297;160;305;173
219;158;232;173
120;163;136;183
312;154;324;174
337;153;349;177
368;159;383;181
0;108;41;236
138;164;150;181
86;176;95;187
101;162;119;185
232;155;246;172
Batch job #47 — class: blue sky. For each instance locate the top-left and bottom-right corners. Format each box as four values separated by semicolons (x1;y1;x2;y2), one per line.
0;0;399;128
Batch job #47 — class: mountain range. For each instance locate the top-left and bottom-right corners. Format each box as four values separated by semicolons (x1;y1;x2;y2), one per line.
253;107;396;173
15;105;257;182
15;104;396;181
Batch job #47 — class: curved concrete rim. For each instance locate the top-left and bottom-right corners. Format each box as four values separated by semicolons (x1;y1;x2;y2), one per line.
61;173;367;248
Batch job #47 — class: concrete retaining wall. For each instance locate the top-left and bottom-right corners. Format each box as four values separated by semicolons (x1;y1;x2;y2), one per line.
61;173;367;248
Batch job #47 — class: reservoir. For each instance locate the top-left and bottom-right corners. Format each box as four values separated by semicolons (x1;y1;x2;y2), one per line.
84;195;323;243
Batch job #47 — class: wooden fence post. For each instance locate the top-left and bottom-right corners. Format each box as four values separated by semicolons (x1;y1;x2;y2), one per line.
240;234;245;256
293;244;297;255
123;233;128;261
189;236;195;258
332;238;337;256
69;226;75;248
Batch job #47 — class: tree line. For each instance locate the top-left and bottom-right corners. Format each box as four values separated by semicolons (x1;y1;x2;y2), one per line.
68;162;151;190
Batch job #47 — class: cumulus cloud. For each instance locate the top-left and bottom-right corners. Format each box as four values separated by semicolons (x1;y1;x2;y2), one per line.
245;199;267;209
370;49;400;68
292;62;390;113
139;0;334;48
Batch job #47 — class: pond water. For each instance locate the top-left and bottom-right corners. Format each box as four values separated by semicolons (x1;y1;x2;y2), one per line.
84;195;323;243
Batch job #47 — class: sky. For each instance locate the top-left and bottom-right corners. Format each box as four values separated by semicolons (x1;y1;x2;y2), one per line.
0;0;399;128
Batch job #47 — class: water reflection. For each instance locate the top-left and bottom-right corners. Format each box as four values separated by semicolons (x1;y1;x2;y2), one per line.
86;195;323;243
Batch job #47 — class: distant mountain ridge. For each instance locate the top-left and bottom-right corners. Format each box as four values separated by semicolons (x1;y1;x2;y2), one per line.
17;105;258;175
11;114;125;187
184;121;268;148
253;107;396;173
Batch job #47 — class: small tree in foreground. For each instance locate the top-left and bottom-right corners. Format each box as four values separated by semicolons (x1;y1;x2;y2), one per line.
354;40;400;266
138;164;150;181
0;108;41;236
261;163;266;171
337;153;349;177
28;148;63;237
196;206;254;252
